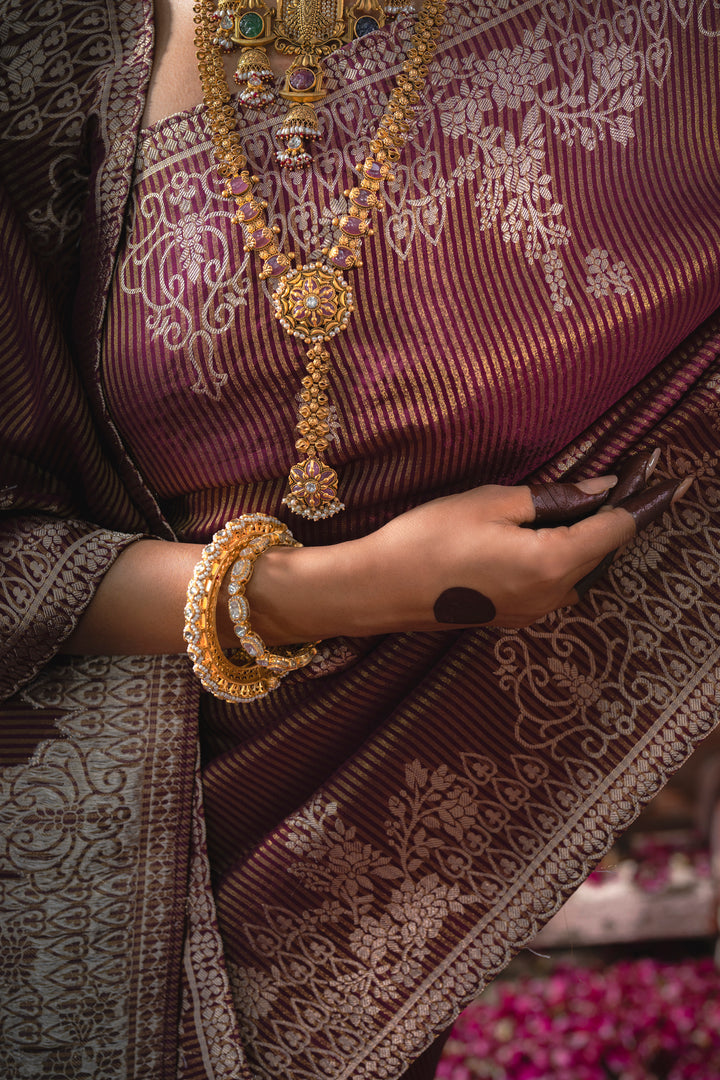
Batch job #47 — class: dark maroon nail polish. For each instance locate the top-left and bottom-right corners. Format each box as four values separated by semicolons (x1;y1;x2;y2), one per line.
606;452;655;507
433;587;496;624
616;478;683;532
530;483;610;525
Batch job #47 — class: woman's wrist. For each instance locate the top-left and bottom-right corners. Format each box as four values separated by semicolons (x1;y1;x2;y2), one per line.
62;539;206;655
233;535;379;647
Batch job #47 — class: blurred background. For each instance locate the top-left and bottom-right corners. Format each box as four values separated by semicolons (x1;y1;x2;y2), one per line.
438;727;720;1080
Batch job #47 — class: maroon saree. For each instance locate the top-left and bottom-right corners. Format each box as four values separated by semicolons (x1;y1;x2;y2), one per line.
1;0;720;1078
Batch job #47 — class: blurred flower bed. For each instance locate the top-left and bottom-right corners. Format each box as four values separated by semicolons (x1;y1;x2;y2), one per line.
438;956;720;1080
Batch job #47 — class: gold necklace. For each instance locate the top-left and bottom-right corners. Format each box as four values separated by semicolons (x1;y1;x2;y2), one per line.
195;0;447;519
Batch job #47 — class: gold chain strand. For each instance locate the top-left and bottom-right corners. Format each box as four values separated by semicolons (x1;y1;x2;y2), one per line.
194;0;447;519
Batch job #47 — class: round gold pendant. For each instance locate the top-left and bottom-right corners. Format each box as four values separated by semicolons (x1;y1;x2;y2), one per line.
272;263;353;344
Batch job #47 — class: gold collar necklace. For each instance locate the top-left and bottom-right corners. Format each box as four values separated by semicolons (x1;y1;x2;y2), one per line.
195;0;447;519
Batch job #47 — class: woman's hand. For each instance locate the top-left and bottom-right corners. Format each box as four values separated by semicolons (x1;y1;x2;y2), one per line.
62;450;693;654
363;478;624;631
250;452;693;643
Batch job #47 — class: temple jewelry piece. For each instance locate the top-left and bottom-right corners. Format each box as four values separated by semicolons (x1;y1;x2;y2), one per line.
212;0;242;50
220;0;389;163
183;514;317;701
195;0;447;518
233;45;276;107
275;0;327;166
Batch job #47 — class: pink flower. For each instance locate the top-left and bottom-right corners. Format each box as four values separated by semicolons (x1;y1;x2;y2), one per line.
440;958;720;1079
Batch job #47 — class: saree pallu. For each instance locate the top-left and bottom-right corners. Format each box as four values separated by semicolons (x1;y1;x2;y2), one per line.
1;0;720;1078
175;342;720;1080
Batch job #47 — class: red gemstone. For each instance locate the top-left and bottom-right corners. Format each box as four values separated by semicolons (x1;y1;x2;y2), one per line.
229;176;250;195
289;67;315;91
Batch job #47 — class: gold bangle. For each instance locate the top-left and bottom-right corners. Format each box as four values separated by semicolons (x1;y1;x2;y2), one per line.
228;541;317;674
183;514;316;702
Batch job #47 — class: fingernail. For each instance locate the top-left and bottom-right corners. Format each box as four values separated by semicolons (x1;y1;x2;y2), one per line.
671;476;694;503
645;447;661;481
616;477;688;532
579;475;618;494
607;451;657;507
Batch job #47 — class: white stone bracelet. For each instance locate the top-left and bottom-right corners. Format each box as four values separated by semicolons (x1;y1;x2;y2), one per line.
183;514;316;702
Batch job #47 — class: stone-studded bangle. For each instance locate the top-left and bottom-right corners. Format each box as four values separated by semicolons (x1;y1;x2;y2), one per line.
227;540;317;674
183;514;316;702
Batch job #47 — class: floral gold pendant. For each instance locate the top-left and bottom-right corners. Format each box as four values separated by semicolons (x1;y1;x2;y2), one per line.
283;456;344;520
272;262;353;344
271;263;353;519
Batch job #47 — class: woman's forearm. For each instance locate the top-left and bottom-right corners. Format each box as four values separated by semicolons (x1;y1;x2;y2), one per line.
59;536;362;654
60;470;687;657
61;539;205;654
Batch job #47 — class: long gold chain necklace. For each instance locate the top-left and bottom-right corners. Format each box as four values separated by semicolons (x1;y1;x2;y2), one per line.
195;0;447;519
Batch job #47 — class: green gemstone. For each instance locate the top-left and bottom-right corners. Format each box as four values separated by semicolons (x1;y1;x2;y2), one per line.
239;11;264;37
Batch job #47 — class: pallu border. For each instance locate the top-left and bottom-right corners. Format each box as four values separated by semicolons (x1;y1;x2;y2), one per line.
0;654;199;1080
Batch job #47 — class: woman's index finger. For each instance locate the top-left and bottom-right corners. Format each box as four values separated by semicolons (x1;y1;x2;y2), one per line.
529;477;617;525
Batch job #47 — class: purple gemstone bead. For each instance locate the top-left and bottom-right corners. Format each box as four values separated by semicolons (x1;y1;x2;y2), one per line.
239;202;260;220
230;176;250;195
364;162;383;179
250;228;273;249
328;247;354;269
351;189;372;207
289;67;315;91
341;216;364;236
264;255;288;276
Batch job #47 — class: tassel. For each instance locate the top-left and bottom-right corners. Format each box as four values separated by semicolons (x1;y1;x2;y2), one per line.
233;46;276;107
275;102;320;168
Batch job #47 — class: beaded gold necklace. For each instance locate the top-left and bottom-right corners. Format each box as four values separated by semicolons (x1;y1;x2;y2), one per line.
195;0;447;519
